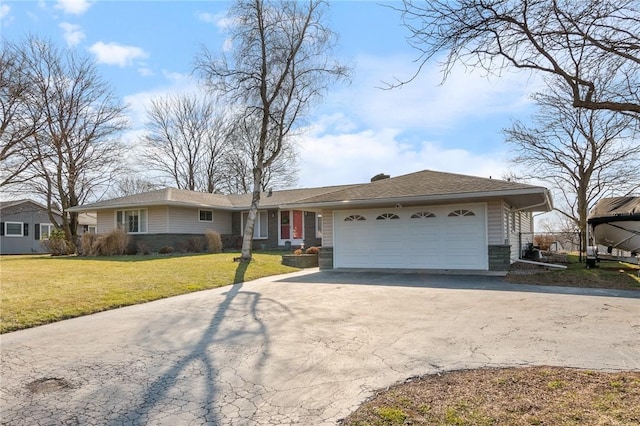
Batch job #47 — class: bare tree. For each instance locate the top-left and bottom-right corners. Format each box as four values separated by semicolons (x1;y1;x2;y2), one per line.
395;0;640;117
142;93;229;193
195;0;349;260
219;114;299;194
505;78;640;247
6;37;127;249
107;175;162;198
0;38;42;187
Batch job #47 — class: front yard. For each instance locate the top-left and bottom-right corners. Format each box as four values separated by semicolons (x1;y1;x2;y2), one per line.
0;253;298;333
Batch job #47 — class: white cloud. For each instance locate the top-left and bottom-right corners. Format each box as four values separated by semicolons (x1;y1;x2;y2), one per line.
59;22;85;47
138;67;155;77
197;11;232;30
323;53;542;132
289;53;543;188
55;0;91;15
296;114;510;188
89;42;148;67
0;4;10;20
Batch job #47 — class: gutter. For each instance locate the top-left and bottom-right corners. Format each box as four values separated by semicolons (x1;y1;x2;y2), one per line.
287;187;551;211
513;189;553;212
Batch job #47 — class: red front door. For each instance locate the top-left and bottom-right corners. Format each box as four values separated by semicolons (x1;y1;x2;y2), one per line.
292;210;303;239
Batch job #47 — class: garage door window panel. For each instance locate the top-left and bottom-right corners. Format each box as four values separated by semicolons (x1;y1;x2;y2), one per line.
376;213;399;220
448;209;475;217
411;211;436;218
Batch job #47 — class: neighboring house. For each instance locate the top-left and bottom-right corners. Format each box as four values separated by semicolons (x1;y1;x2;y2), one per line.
0;200;97;255
69;169;552;272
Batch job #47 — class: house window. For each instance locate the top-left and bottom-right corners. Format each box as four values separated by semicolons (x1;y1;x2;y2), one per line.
116;209;147;233
81;224;97;234
242;211;268;239
199;209;213;222
376;213;400;220
4;222;24;237
411;211;436;218
448;209;475;217
40;223;55;240
316;214;322;238
344;214;366;221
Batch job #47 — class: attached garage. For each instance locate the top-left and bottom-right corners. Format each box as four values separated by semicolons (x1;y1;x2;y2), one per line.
333;204;488;270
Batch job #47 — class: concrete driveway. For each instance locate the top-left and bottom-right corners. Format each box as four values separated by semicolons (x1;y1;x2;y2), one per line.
1;269;639;425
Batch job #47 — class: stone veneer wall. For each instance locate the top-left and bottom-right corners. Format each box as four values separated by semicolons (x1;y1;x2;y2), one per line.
318;246;333;270
488;245;511;271
128;233;244;253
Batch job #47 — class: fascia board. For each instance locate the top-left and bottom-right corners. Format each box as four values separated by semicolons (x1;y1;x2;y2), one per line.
285;188;551;210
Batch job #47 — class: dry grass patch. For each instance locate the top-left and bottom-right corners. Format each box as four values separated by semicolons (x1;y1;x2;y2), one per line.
341;367;640;426
0;253;298;333
507;255;640;291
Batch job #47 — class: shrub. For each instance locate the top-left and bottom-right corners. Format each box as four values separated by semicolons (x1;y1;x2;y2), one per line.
185;237;205;253
305;246;320;255
124;242;138;255
90;228;129;256
41;229;74;256
205;230;223;253
80;232;98;256
137;241;151;255
159;246;174;254
293;249;303;255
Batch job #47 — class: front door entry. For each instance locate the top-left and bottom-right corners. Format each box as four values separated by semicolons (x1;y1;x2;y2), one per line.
280;210;304;243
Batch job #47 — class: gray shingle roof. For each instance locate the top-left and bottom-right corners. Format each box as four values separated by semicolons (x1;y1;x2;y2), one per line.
70;188;235;211
70;169;551;212
294;169;545;205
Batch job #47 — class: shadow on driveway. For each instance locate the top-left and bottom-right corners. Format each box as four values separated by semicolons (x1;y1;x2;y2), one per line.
275;270;640;299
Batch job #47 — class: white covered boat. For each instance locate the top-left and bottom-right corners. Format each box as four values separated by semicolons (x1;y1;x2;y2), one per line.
588;197;640;255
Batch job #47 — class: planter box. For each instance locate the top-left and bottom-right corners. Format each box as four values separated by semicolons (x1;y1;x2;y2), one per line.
281;254;318;268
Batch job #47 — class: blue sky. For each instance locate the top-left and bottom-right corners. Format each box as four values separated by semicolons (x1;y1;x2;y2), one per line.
1;0;543;189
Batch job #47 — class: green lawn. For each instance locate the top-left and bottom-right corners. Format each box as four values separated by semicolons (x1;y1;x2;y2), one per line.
0;252;299;334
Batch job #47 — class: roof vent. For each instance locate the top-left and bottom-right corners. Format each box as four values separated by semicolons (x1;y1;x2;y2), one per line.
370;173;390;182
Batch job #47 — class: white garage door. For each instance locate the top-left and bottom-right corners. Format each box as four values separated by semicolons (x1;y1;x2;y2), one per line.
333;204;487;270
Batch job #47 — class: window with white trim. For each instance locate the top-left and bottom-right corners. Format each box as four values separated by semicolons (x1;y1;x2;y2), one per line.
40;223;55;240
116;209;147;233
4;222;23;237
242;211;268;239
199;209;213;222
344;214;366;221
316;214;322;238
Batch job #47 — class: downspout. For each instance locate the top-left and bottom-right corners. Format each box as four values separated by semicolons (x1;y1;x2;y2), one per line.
513;190;552;260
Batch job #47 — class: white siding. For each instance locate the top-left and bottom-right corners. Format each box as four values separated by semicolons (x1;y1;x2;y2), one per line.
166;206;232;234
95;206;232;234
504;208;534;262
96;210;115;234
148;206;169;233
322;209;334;246
487;200;505;245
